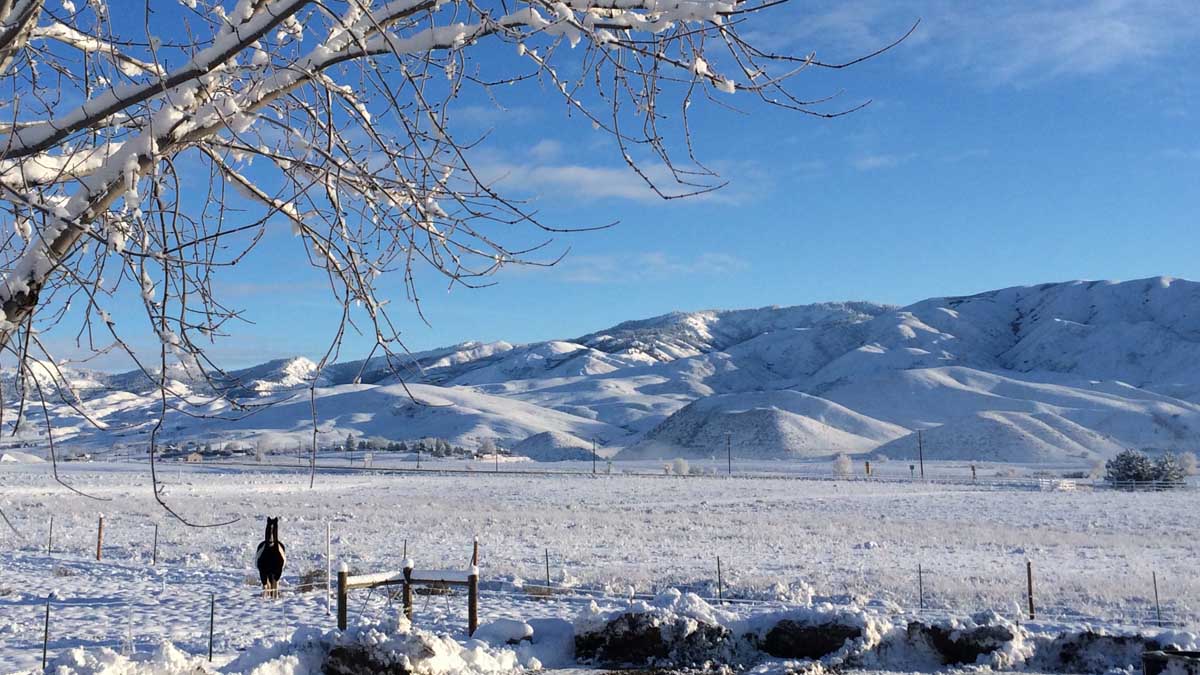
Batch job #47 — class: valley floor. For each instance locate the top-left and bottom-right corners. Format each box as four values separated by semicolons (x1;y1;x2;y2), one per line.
0;460;1196;673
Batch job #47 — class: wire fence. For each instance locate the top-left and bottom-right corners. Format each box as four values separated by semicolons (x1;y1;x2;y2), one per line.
3;463;1197;670
201;458;1199;493
5;534;1195;673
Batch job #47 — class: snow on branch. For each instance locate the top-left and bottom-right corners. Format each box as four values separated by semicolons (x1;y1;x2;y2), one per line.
0;0;903;502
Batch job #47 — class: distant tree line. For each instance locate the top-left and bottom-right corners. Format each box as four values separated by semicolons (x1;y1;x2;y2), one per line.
343;434;484;458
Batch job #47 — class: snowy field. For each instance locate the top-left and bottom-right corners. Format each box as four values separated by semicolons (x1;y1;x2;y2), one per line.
1;460;1198;673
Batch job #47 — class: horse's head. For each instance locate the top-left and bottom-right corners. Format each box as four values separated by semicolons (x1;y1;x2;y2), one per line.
264;516;278;542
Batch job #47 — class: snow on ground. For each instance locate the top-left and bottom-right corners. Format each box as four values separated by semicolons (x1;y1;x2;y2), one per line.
1;460;1197;673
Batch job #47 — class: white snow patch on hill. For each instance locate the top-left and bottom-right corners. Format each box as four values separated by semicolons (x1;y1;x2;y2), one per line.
622;390;909;459
511;430;597;461
146;382;627;450
0;450;44;462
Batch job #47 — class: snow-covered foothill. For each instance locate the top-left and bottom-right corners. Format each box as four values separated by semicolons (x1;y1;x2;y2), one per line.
510;431;596;462
0;450;44;463
12;277;1200;464
621;390;909;459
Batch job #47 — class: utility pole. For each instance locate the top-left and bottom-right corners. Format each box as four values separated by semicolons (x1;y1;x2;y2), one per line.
726;432;732;476
917;429;925;479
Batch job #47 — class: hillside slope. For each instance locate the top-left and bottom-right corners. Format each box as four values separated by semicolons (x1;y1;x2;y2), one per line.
6;277;1200;463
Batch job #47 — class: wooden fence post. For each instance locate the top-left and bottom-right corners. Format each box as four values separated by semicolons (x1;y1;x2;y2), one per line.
468;565;479;637
96;514;104;561
717;556;725;604
47;515;53;556
1026;560;1035;620
917;429;925;479
918;564;924;611
1153;572;1163;627
403;563;414;620
42;593;51;669
337;564;349;631
544;549;551;588
208;593;215;662
152;524;158;566
468;538;479;635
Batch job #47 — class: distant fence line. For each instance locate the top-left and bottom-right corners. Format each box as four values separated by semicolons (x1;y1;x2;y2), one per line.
197;459;1197;492
1103;479;1191;491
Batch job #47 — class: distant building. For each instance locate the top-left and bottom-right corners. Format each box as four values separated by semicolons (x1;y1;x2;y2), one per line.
184;452;204;463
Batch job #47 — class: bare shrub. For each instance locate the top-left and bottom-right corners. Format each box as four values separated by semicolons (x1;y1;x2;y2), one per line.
297;568;328;593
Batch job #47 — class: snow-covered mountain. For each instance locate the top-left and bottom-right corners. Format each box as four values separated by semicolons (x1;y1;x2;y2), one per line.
7;277;1200;464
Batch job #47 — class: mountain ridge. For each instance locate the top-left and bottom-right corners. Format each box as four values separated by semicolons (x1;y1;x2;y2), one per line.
5;276;1200;464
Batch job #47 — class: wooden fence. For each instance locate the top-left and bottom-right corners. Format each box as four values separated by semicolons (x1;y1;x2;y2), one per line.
336;540;480;635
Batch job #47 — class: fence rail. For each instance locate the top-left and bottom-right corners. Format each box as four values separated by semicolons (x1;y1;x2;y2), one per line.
1102;480;1190;491
200;459;1200;492
337;540;481;634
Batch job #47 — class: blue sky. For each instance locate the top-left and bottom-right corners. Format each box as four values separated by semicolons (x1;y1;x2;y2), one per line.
48;1;1200;369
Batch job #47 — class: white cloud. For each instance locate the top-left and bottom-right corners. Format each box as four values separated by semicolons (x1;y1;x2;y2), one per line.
217;280;325;297
1162;147;1200;161
851;154;906;171
755;0;1200;85
476;157;760;205
451;104;541;126
528;139;563;161
548;251;749;284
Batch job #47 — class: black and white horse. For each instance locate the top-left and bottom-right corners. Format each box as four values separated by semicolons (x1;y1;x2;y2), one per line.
255;517;286;598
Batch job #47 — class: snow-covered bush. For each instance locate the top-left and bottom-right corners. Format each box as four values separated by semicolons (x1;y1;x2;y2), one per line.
1180;451;1199;476
1155;453;1188;483
833;453;853;477
1105;450;1188;485
672;457;691;476
1105;450;1156;482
